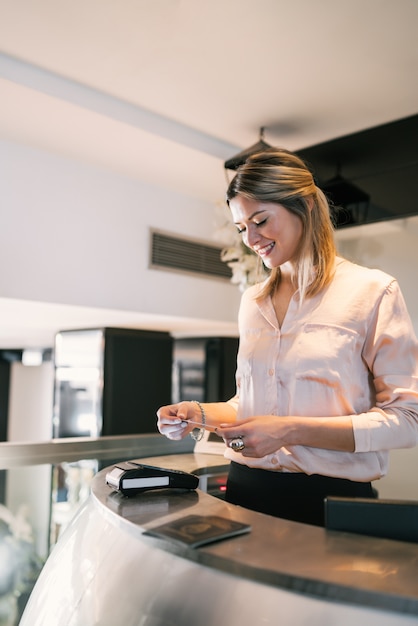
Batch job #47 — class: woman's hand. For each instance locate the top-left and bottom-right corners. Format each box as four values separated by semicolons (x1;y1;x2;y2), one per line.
157;402;198;440
157;401;239;441
218;414;355;456
218;416;289;457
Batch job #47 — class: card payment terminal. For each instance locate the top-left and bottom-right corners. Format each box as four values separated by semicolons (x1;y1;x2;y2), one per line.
106;461;199;496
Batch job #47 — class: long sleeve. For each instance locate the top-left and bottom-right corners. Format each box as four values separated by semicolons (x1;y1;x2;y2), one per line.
351;279;418;452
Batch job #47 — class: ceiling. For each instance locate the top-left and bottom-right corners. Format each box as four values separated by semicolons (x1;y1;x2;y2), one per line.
1;0;418;349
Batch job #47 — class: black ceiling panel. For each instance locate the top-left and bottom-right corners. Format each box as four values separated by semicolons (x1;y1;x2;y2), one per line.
297;114;418;228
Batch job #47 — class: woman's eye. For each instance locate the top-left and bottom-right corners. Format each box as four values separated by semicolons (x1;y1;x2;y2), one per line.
236;218;266;235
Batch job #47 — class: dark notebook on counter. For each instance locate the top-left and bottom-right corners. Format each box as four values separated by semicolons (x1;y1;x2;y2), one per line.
144;514;251;548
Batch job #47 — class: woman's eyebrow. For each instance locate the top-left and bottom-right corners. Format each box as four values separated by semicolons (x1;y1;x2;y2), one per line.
234;209;267;224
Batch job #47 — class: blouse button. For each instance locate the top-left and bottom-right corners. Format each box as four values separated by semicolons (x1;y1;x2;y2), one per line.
271;457;278;465
268;368;274;376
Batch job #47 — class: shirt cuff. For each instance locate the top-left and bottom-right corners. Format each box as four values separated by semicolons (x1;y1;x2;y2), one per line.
351;409;389;452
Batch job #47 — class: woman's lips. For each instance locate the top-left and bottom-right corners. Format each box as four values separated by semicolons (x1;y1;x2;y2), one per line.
254;242;275;257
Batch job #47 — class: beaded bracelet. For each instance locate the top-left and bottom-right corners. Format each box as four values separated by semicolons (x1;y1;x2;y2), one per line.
190;400;206;441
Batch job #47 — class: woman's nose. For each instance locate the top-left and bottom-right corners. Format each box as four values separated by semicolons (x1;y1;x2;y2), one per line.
244;225;259;247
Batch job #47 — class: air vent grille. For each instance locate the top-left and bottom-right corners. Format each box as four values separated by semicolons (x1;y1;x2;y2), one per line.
150;230;232;280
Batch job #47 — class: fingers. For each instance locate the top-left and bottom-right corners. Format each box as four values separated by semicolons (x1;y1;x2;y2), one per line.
217;423;245;439
160;422;188;440
157;402;195;440
217;422;251;453
157;404;180;420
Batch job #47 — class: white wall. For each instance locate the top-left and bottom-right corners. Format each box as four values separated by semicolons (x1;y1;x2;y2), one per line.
1;138;241;323
336;219;418;331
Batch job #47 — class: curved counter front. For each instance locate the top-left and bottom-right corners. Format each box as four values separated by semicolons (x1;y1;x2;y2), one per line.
20;454;418;626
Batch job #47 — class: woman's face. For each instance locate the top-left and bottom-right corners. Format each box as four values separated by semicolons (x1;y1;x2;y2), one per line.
229;195;304;269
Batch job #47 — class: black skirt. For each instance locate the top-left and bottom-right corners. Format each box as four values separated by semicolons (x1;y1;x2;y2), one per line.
226;461;376;527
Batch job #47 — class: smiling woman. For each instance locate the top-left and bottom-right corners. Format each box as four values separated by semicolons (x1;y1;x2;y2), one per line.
157;146;418;527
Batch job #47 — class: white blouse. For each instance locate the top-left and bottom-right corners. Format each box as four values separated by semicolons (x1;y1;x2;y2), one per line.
225;258;418;481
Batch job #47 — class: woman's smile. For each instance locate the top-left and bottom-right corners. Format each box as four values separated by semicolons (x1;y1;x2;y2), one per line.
253;241;275;257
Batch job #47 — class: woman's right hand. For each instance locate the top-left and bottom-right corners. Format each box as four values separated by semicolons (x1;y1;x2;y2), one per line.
156;401;198;440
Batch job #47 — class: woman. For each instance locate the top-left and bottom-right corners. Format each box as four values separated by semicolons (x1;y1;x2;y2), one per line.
157;148;418;526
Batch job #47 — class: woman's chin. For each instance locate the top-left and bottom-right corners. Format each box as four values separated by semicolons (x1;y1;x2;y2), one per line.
262;257;278;269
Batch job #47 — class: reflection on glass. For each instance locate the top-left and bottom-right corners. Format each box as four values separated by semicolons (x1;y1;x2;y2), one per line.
0;431;169;624
53;329;104;439
50;461;98;547
0;460;97;625
0;501;44;626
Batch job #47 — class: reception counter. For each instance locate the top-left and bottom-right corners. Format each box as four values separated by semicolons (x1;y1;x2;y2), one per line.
20;453;418;625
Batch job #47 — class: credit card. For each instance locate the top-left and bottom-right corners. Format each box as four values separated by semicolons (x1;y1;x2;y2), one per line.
181;419;219;432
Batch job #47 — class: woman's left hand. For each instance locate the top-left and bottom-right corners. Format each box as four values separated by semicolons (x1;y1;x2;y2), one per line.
218;413;355;455
218;416;290;457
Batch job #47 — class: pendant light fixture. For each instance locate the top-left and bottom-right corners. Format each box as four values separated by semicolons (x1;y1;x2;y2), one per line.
224;127;272;171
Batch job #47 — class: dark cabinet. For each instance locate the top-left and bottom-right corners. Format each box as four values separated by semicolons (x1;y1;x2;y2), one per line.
173;337;239;404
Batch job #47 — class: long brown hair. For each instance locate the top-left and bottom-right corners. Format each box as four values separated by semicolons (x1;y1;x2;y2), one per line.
226;148;337;302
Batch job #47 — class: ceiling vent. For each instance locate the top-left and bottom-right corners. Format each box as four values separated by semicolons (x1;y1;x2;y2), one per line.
150;229;232;281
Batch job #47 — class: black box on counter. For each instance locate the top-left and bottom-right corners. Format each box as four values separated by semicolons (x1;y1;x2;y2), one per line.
325;497;418;543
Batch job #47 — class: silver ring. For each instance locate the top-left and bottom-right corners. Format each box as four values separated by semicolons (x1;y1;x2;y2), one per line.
230;437;245;451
